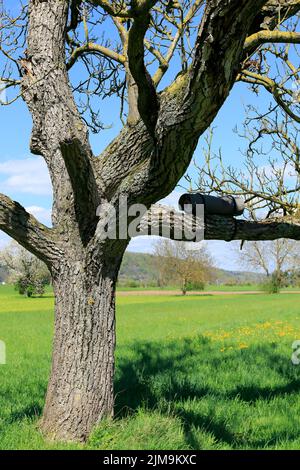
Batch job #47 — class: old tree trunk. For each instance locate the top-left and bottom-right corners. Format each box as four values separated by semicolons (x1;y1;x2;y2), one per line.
42;252;123;440
1;0;300;442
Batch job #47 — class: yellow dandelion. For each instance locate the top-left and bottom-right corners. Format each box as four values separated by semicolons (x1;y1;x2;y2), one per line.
222;332;231;338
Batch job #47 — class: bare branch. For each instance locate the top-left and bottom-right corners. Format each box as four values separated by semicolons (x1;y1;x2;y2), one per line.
193;109;300;220
182;0;268;136
88;0;131;18
137;204;300;242
238;69;300;123
245;30;300;51
127;1;160;134
249;0;300;35
67;42;126;69
151;0;204;87
0;193;59;265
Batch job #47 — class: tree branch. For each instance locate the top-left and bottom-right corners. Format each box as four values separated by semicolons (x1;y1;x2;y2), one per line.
0;194;60;265
88;0;131;18
66;43;126;70
243;0;300;58
238;69;300;123
60;139;101;245
136;205;300;242
127;2;160;135
249;0;300;36
151;0;205;87
206;215;300;241
244;30;300;52
142;0;270;199
182;0;268;136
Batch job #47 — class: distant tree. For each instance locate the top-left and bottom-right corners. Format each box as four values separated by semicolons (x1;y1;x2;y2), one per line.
284;269;300;288
236;239;300;292
154;240;214;295
0;241;51;297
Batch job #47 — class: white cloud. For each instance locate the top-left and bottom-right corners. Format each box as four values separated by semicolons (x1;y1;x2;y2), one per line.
25;205;52;226
0;157;52;196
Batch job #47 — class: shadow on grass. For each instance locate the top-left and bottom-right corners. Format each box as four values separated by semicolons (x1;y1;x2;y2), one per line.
3;378;47;425
115;336;300;449
5;335;300;449
9;403;43;422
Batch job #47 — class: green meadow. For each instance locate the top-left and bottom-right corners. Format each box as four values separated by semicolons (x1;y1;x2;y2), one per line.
1;285;300;449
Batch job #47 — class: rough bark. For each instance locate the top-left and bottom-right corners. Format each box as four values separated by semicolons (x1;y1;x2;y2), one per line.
138;205;300;242
41;254;122;441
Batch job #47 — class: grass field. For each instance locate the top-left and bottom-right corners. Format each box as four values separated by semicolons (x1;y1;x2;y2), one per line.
1;285;300;449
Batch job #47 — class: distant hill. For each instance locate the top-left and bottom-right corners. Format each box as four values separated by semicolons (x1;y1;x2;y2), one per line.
213;267;265;284
119;251;265;286
119;252;158;285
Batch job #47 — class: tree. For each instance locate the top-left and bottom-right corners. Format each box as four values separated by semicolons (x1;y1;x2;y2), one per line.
1;0;300;441
0;241;51;297
154;239;213;294
236;239;300;290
